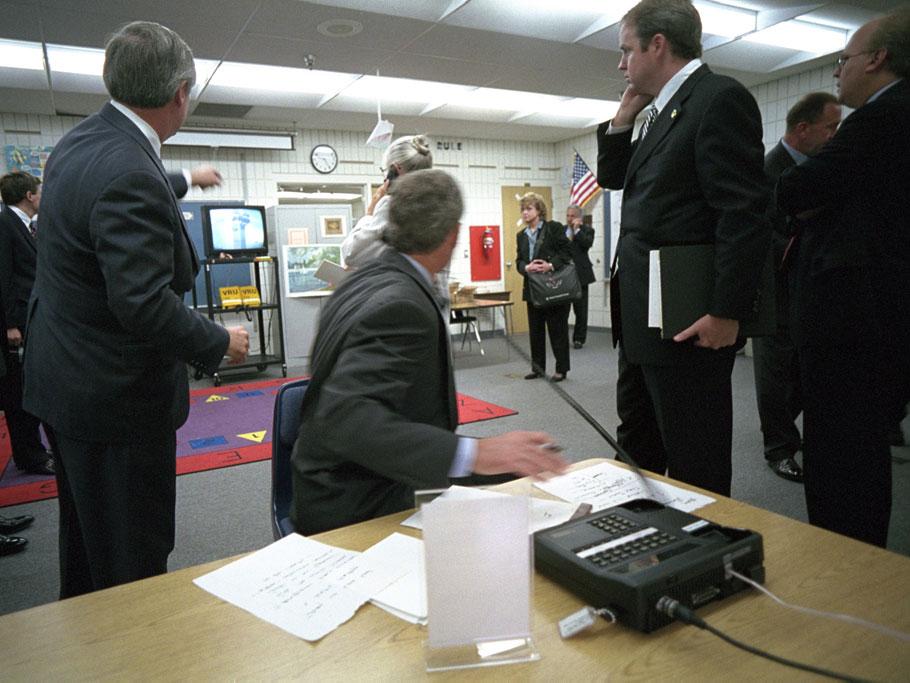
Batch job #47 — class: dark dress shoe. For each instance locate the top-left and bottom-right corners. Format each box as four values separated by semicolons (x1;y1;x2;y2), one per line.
551;373;566;382
17;454;54;476
573;341;584;349
768;457;804;483
0;534;28;556
524;372;541;380
0;514;35;535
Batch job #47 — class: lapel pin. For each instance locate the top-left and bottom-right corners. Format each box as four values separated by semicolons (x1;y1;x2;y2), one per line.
671;108;679;119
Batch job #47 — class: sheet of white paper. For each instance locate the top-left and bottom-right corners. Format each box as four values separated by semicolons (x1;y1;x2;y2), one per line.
362;532;427;624
534;461;714;513
401;485;576;534
193;534;406;642
648;249;662;328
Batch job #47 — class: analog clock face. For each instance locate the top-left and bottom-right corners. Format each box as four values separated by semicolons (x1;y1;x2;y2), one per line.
311;144;338;174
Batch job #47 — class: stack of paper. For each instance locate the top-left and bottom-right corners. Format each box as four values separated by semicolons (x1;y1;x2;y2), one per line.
534;461;715;512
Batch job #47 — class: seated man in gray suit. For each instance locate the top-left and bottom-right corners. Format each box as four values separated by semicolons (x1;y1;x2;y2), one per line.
292;169;567;535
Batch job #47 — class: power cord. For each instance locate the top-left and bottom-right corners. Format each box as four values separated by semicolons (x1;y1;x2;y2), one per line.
727;568;910;642
655;596;872;682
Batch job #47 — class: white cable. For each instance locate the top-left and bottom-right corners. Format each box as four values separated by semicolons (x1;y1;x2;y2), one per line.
729;569;910;642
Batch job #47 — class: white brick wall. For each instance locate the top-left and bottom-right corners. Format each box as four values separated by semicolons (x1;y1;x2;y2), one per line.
0;60;840;333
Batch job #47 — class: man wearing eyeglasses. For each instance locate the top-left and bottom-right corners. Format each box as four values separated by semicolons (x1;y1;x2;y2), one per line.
777;8;910;548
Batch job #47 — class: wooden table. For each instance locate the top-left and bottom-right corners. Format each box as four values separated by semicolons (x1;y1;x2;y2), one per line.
2;459;908;681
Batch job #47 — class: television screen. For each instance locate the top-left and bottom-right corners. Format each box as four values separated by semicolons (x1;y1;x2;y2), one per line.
202;205;268;258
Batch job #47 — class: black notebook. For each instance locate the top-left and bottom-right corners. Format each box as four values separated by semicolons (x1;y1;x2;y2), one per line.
648;244;775;339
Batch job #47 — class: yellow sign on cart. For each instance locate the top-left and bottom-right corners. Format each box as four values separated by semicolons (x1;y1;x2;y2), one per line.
218;285;260;308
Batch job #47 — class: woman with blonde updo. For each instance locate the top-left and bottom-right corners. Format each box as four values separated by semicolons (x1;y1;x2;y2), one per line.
342;134;433;267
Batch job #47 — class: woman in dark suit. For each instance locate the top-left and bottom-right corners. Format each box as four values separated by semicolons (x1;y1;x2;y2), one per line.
516;192;573;381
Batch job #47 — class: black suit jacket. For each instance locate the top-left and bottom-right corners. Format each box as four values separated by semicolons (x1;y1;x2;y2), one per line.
777;78;910;356
763;142;797;320
22;103;228;441
597;65;770;365
291;249;459;535
0;205;37;331
516;220;573;302
564;223;596;286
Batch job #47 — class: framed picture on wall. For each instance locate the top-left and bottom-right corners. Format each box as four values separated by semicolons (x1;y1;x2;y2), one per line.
287;228;309;246
320;215;347;238
284;244;343;297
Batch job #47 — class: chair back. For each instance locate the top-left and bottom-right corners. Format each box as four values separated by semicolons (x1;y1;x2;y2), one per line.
270;378;309;539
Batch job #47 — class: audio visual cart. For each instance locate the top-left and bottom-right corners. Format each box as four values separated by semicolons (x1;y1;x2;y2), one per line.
200;255;287;386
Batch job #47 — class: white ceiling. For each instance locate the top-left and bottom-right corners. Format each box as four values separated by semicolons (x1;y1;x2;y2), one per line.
0;0;902;143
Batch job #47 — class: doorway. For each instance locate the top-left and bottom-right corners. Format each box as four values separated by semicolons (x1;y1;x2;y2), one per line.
500;185;554;334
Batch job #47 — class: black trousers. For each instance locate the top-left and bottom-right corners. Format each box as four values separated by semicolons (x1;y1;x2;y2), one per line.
570;285;590;344
798;339;895;547
616;344;735;496
52;428;177;598
0;351;47;466
752;325;802;461
527;302;570;375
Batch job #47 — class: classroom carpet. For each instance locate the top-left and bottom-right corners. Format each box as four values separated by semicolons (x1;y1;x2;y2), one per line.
0;377;517;507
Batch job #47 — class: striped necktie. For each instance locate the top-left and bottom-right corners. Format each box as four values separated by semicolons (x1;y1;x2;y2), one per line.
639;106;659;140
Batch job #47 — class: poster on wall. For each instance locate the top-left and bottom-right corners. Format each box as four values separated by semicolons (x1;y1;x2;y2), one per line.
469;225;501;281
5;145;54;179
284;244;342;297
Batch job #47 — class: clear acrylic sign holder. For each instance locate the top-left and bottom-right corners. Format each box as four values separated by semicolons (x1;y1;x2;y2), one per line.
419;493;538;672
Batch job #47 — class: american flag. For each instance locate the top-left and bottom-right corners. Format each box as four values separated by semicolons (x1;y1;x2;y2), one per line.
570;152;600;208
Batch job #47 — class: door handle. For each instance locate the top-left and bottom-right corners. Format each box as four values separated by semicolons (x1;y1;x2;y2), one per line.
505;261;512;269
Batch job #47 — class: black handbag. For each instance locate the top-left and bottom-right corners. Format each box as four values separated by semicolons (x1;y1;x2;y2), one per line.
527;263;582;308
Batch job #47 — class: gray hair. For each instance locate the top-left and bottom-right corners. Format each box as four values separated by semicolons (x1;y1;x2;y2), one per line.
386;169;463;255
870;7;910;78
623;0;703;60
566;204;583;215
383;134;433;173
103;21;196;108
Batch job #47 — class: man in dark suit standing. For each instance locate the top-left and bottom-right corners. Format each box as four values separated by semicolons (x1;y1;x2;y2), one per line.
292;170;566;535
564;204;596;349
755;93;841;484
0;171;54;475
777;8;910;547
597;0;769;496
23;21;249;597
0;277;33;556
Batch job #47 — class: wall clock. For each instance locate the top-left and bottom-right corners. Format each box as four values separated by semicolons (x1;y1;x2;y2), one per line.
310;144;338;174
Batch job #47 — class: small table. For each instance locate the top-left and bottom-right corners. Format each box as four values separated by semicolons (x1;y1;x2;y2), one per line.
450;298;514;356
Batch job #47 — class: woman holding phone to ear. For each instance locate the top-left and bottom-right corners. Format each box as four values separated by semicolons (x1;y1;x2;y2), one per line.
341;134;433;268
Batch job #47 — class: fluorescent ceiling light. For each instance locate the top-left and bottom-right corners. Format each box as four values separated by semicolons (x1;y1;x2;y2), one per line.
459;87;567;112
278;191;362;200
531;97;620;121
46;44;104;75
743;19;847;54
515;0;627;14
694;1;755;38
166;129;295;150
339;75;470;103
208;61;357;94
0;39;44;70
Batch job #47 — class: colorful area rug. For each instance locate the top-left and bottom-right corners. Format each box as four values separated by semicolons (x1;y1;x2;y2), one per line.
0;377;517;507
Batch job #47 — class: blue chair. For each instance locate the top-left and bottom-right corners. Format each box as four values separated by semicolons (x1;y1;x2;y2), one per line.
270;378;310;539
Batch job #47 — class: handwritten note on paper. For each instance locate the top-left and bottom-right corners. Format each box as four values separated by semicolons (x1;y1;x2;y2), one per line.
193;534;406;642
534;461;715;513
400;485;576;534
